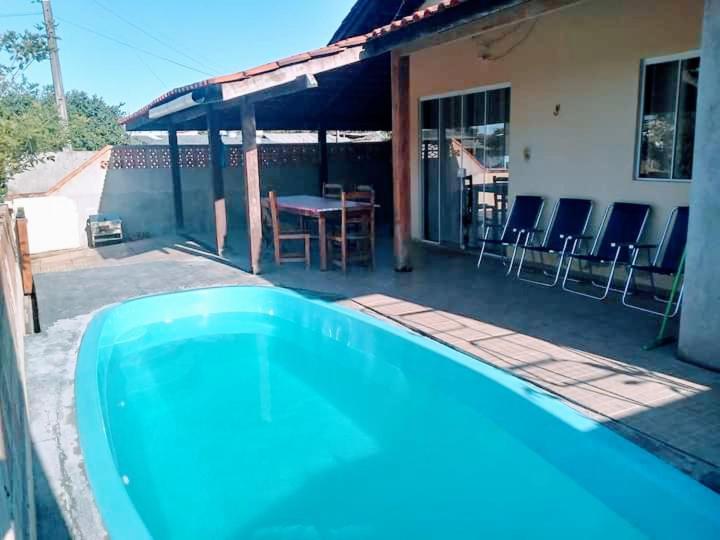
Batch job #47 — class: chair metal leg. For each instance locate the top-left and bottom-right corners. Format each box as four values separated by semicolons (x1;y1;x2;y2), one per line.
622;270;684;317
518;251;565;287
476;228;491;268
506;236;520;276
563;250;620;300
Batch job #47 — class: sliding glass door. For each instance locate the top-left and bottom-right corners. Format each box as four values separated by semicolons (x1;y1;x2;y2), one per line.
420;86;511;248
421;100;440;242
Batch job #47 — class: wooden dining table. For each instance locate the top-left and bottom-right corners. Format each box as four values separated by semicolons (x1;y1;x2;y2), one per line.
263;195;374;271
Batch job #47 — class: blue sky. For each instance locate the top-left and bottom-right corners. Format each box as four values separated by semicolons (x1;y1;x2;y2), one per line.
2;0;355;114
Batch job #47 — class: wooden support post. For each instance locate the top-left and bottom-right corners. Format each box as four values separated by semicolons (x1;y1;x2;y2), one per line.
14;209;32;295
318;127;328;194
242;100;263;274
168;126;184;230
391;52;412;271
207;111;227;257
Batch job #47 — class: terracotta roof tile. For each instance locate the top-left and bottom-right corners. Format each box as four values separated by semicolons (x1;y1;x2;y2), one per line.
244;61;280;76
277;52;313;67
334;34;368;47
307;46;342;58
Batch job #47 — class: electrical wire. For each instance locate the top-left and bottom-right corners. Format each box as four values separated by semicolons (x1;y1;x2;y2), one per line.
490;19;538;61
0;12;42;18
90;0;221;74
135;52;167;88
55;16;214;77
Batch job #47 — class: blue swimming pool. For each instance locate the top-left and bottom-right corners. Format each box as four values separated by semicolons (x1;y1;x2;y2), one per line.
76;286;720;539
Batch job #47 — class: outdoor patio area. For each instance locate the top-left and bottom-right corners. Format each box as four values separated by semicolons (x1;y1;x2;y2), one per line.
25;236;720;535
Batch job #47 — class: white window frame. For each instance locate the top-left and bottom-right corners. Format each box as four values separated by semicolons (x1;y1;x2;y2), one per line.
634;50;700;183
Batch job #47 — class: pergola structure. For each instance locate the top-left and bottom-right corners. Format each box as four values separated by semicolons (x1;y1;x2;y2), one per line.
121;0;541;275
123;45;404;275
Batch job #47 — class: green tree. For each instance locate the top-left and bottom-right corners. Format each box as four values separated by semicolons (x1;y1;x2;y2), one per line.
1;26;127;200
57;90;127;150
0;27;59;200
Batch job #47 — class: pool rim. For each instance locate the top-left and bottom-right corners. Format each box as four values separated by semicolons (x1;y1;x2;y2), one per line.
75;284;720;539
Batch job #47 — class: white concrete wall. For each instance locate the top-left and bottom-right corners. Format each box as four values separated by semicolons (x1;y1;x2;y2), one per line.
11;150;178;254
9;197;81;254
405;0;703;243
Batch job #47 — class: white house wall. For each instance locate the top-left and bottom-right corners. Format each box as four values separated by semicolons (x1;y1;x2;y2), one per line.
406;0;703;243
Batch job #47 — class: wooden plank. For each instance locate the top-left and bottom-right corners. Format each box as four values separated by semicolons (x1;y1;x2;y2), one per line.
222;47;363;101
318;127;328;193
242;100;263;274
206;111;227;256
168;127;184;229
14;209;33;295
391;52;412;272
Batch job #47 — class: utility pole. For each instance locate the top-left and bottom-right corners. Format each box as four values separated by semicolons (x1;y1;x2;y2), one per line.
41;0;71;149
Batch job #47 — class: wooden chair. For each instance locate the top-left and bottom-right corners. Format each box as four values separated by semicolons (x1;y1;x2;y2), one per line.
268;191;311;268
328;191;375;273
347;187;374;229
322;183;343;199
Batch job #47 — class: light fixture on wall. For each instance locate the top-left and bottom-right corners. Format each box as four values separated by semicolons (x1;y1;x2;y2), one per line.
553;104;561;117
523;147;531;162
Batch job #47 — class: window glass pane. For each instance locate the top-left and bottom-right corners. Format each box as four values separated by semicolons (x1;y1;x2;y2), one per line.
461;92;486;247
420;100;439;241
638;61;679;179
673;57;700;179
439;96;463;244
486;87;511;170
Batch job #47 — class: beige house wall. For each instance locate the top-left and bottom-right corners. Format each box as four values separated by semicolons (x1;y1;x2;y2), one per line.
405;0;703;242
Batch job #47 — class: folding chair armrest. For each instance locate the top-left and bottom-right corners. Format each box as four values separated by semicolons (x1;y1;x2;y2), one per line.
564;234;593;254
279;233;309;240
627;243;657;250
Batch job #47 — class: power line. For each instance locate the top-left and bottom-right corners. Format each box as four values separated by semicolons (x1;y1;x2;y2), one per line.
135;52;167;88
0;12;42;18
55;16;214;77
90;0;221;74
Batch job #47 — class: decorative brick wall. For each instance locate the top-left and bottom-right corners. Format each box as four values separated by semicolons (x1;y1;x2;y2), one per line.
0;205;35;539
102;143;390;170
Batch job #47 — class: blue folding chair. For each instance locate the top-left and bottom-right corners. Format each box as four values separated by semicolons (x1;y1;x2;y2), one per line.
621;206;688;317
562;202;651;300
476;195;544;275
516;198;593;287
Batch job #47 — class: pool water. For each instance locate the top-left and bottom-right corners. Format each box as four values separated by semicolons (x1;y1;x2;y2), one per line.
77;287;720;539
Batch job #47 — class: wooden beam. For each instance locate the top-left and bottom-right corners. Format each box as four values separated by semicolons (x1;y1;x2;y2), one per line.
168;127;184;229
206;111;227;257
391;52;412;272
221;47;363;101
242;100;263;274
318;127;328;193
14;208;33;295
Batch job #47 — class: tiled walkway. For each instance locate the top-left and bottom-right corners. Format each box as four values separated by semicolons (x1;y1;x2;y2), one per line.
30;236;720;483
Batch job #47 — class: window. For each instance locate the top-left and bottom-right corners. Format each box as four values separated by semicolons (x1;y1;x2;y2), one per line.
636;53;700;181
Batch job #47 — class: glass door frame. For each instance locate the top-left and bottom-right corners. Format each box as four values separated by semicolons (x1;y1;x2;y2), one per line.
418;82;511;247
